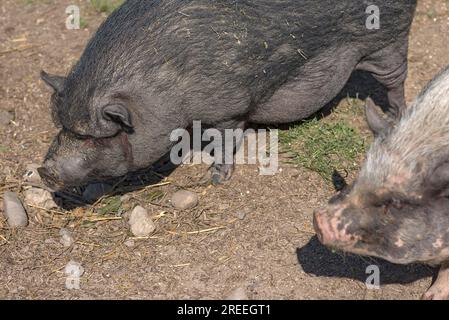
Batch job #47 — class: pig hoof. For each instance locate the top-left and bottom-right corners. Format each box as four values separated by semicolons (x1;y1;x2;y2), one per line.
212;164;234;185
421;286;449;300
203;164;234;185
211;173;223;185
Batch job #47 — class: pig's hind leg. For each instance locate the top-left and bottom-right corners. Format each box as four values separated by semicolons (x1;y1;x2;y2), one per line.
422;262;449;300
356;39;409;119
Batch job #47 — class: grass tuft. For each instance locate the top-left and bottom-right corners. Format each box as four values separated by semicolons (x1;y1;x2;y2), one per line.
96;196;122;215
90;0;123;14
279;118;367;181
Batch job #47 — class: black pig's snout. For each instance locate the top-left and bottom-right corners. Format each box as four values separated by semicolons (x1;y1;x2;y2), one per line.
37;166;60;190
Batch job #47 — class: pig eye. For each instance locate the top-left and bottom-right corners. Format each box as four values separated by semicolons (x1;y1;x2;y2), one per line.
73;133;91;140
391;198;403;208
382;199;403;214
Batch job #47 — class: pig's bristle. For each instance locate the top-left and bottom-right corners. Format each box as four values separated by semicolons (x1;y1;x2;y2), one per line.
360;65;449;192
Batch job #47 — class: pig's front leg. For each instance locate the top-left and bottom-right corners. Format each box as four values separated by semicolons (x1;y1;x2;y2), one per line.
209;163;235;185
204;120;246;185
422;262;449;300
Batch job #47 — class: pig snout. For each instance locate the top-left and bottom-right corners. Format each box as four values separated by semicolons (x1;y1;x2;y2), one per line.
313;209;337;246
313;206;358;249
38;158;89;189
37;166;60;190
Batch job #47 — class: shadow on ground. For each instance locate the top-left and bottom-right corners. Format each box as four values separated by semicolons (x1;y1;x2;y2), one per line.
319;69;391;118
54;151;180;210
297;236;435;285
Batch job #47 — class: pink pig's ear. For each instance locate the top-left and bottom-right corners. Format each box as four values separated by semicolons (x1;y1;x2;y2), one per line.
40;70;66;94
426;161;449;198
365;97;395;136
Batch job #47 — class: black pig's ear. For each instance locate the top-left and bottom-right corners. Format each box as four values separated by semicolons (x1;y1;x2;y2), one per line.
102;104;133;129
365;97;394;136
40;71;65;94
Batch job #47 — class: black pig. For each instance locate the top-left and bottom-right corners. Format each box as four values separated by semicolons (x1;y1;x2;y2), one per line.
39;0;416;187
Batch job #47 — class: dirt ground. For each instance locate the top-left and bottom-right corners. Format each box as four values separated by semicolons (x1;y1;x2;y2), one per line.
1;0;449;300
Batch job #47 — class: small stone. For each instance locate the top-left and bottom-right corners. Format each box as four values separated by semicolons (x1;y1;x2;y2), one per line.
171;190;199;210
24;187;58;209
64;260;84;277
23;163;42;184
0;110;14;127
82;183;113;203
59;228;74;247
3;167;12;177
124;239;135;247
2;192;28;227
225;287;248;300
128;206;155;237
233;210;247;220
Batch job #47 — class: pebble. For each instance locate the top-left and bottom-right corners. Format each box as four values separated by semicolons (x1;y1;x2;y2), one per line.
124;239;135;247
64;260;84;277
82;183;113;203
225;287;248;300
171;190;199;210
2;192;28;227
233;210;247;220
128;206;155;237
23;163;42;184
44;238;55;245
24;187;58;209
59;228;74;247
3;167;13;177
0;110;14;127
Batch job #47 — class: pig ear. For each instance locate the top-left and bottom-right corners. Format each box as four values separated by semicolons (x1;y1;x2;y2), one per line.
365;97;394;136
102;104;133;129
41;71;65;94
427;161;449;196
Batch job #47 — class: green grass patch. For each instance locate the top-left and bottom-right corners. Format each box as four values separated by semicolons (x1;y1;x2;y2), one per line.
22;0;53;5
145;190;165;203
96;196;122;215
80;17;89;29
279;118;367;181
90;0;123;14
